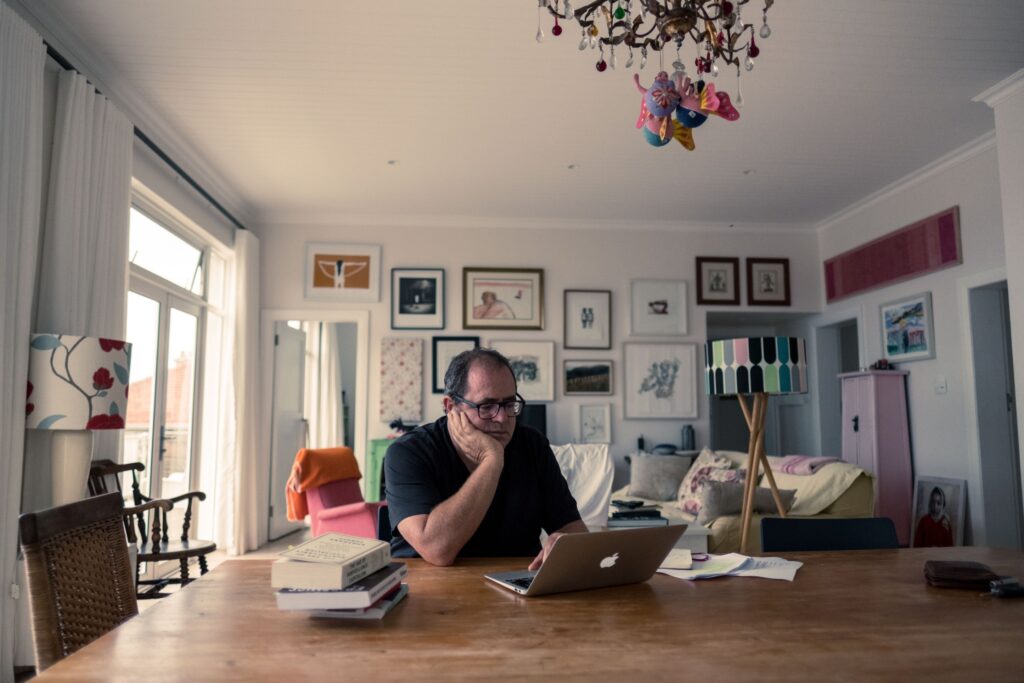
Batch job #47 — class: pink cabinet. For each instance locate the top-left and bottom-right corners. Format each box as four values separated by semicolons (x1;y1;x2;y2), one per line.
840;371;913;545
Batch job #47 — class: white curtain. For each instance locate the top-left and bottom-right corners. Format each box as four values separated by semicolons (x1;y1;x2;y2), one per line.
0;5;44;680
302;322;345;449
214;229;261;555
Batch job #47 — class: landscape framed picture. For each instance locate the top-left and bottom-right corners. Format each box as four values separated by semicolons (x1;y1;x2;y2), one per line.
391;268;444;329
463;268;544;330
624;342;697;419
578;404;612;444
304;242;381;302
564;289;612;349
881;292;935;362
911;475;966;547
746;258;791;306
696;257;740;305
490;340;554;401
630;279;688;335
563;360;613;395
431;336;479;393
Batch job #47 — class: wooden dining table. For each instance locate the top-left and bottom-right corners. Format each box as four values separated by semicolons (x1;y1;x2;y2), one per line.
32;546;1024;681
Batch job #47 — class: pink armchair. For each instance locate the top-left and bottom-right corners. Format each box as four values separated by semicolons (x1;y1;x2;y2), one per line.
306;476;385;539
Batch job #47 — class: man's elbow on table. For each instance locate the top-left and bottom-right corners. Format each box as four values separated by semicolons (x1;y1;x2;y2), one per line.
398;516;460;566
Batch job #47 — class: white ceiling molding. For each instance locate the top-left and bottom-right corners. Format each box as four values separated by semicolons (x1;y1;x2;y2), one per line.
974;68;1024;108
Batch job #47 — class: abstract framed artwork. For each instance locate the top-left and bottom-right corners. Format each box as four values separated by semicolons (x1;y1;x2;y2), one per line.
431;336;479;393
463;268;544;330
391;268;444;330
578;404;612;444
696;257;740;305
746;258;791;306
564;289;612;349
880;292;935;362
563;360;613;395
911;475;966;547
624;342;697;419
490;340;555;402
304;242;381;302
630;279;688;335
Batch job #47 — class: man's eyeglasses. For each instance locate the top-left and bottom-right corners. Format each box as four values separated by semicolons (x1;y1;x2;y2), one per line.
451;394;526;420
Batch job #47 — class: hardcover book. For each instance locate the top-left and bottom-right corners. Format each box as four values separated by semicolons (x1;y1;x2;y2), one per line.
309;583;409;620
606;516;669;527
272;532;391;590
276;562;408;610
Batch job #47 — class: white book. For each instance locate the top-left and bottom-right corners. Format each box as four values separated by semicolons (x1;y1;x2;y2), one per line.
272;533;391;590
309;583;409;620
276;562;408;610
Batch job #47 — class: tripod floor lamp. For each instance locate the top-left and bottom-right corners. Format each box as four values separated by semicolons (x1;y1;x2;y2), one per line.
705;336;808;553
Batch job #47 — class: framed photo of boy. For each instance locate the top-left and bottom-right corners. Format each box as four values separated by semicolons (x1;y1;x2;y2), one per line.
630;279;688;335
564;289;612;349
463;268;544;330
304;242;381;302
696;257;740;305
746;258;791;306
431;336;479;393
880;292;936;362
911;476;966;547
564;360;613;395
391;268;444;329
578;404;612;444
489;340;555;401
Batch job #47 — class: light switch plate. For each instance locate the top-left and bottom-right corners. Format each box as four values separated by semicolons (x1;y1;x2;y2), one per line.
934;375;947;394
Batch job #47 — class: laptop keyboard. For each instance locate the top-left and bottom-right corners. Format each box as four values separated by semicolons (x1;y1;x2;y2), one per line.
509;577;534;589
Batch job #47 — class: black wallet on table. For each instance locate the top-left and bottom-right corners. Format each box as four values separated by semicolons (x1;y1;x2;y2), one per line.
923;560;1001;589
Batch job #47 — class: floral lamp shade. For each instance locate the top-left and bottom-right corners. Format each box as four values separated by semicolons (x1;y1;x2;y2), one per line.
705;336;807;396
26;333;132;430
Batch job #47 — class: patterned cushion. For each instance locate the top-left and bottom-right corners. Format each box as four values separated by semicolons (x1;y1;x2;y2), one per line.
676;447;745;516
695;480;796;526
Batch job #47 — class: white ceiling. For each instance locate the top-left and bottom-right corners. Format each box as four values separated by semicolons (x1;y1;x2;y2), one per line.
20;0;1024;229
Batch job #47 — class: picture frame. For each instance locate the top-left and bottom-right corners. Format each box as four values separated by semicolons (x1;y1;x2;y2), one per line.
578;404;612;444
564;360;613;395
490;340;555;402
304;242;381;302
624;342;698;419
880;292;936;362
630;279;688;335
463;268;544;330
391;268;444;330
911;476;966;547
431;336;479;393
746;258;791;306
564;289;612;349
696;257;740;305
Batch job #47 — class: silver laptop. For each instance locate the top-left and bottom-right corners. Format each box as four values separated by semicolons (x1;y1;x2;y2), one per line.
485;524;687;597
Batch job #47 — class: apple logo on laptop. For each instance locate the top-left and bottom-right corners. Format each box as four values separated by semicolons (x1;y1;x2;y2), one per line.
600;553;619;569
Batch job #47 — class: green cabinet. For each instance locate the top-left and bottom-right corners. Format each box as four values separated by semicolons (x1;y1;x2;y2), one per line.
364;438;391;503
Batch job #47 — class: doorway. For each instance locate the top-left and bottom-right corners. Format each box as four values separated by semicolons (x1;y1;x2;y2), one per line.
816;318;860;458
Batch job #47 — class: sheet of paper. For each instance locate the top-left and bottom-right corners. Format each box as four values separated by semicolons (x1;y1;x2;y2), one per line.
730;556;803;581
656;553;803;581
659;548;692;570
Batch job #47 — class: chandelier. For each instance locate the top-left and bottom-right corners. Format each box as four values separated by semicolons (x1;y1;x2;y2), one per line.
537;0;775;150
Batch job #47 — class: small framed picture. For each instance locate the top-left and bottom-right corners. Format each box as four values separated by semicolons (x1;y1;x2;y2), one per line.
564;289;612;349
463;268;544;330
746;258;791;306
624;342;698;419
391;268;444;329
911;476;966;547
578;404;612;444
490;340;555;402
880;292;936;362
431;336;479;393
630;279;688;335
304;242;382;302
696;257;740;305
564;360;613;395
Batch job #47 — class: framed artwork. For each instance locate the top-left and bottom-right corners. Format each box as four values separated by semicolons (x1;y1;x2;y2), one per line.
578;404;612;444
463;268;544;330
624;342;698;419
696;257;740;305
431;336;479;393
880;292;935;362
911;476;966;547
304;242;381;302
391;268;444;329
630;279;688;335
564;289;612;349
490;340;555;402
746;258;791;306
564;360;613;395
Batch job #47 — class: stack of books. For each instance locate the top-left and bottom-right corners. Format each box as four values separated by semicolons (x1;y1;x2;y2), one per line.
607;505;669;528
272;532;408;620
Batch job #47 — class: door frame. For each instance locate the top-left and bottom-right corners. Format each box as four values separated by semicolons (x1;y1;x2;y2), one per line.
810;306;865;457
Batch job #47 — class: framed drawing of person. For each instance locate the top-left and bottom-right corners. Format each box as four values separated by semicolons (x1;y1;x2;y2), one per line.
910;476;966;547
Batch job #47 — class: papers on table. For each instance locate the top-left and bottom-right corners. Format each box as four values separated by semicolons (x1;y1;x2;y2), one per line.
659;548;693;570
657;553;802;582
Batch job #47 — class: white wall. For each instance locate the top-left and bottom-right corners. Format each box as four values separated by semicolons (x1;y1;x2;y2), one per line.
253;220;821;488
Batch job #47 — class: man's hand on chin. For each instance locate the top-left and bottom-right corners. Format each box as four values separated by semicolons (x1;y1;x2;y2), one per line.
447;409;504;470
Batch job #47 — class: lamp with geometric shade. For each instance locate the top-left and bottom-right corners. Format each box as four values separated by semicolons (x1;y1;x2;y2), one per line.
705;336;807;553
26;333;132;505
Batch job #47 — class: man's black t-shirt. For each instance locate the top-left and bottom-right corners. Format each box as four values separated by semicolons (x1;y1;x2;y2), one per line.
383;416;581;558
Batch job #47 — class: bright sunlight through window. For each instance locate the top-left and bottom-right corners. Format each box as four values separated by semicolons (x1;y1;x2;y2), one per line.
129;207;204;294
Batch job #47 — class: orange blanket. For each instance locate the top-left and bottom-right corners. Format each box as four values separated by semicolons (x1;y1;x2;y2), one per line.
285;447;362;522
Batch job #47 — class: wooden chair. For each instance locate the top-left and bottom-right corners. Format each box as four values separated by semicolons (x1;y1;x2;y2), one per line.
88;459;217;599
18;492;170;672
760;517;900;552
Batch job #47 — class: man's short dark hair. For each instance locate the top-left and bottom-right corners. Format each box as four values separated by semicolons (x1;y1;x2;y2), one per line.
444;348;516;397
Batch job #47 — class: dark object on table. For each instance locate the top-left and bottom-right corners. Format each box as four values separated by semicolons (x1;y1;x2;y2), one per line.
924;560;1001;589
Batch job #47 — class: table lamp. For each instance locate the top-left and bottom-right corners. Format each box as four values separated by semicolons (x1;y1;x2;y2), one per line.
26;333;132;505
705;336;808;553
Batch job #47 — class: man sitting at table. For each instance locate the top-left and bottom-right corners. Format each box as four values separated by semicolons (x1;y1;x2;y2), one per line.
384;348;587;567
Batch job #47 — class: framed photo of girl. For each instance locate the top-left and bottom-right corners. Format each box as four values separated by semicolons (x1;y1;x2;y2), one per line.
910;476;966;547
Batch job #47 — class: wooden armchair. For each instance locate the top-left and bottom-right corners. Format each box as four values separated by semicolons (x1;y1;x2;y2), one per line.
88;459;217;599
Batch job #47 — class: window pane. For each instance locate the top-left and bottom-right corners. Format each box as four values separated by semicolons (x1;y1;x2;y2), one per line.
129;207;204;295
124;291;160;497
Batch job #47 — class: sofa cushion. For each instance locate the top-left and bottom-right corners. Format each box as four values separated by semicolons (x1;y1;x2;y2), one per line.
628;452;693;501
767;461;866;516
677;448;745;516
696;481;796;526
